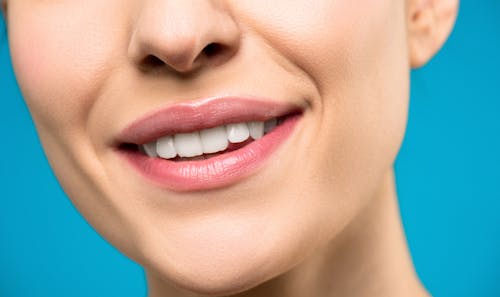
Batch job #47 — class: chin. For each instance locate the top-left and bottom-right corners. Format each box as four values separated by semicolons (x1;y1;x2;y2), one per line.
144;246;290;296
135;213;312;297
156;267;273;297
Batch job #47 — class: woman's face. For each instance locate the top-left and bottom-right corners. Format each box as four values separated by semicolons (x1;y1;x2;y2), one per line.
7;0;410;295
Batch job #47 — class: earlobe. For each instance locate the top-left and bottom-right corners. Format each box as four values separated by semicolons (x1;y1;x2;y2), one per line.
408;0;459;68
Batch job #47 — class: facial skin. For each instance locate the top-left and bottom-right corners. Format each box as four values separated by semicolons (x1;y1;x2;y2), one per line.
3;1;458;296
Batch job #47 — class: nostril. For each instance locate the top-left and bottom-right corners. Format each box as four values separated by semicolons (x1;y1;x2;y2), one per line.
203;43;224;57
200;42;236;68
203;43;222;57
140;55;165;70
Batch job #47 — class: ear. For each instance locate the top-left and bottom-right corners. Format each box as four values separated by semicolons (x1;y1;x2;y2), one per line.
408;0;459;68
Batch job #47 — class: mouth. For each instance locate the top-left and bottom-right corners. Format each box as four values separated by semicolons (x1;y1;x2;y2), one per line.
116;97;304;191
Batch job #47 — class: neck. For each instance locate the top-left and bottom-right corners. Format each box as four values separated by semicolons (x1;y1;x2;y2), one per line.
147;169;429;297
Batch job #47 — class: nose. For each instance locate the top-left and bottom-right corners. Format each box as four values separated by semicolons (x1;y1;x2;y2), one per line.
128;1;241;75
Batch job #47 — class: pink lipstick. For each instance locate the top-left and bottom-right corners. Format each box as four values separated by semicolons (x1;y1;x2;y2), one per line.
116;97;303;191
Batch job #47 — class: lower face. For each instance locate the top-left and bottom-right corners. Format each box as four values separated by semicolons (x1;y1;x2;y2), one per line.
8;0;409;295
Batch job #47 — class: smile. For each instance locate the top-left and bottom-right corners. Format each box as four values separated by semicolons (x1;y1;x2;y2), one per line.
139;116;287;161
116;97;304;191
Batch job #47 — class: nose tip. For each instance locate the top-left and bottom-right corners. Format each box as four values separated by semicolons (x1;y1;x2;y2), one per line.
140;35;204;73
128;1;240;74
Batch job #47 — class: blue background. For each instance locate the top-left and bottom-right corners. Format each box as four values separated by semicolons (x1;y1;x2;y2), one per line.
1;2;499;296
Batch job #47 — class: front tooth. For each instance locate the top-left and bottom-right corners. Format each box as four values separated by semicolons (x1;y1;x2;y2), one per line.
264;118;277;134
157;135;177;159
174;132;203;158
143;141;158;157
200;126;228;154
226;123;250;143
248;121;264;139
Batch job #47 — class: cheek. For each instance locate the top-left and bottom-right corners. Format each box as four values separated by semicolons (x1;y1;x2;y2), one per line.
317;3;409;203
237;0;409;151
240;1;410;209
237;1;406;88
8;3;123;134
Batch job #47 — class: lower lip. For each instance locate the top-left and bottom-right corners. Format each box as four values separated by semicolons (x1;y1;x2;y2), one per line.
119;114;301;192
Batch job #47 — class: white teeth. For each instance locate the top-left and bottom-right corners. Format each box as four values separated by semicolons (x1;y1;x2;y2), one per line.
140;117;283;159
174;132;204;158
200;126;229;154
156;135;177;159
143;141;158;158
248;121;264;140
226;123;250;143
264;118;277;133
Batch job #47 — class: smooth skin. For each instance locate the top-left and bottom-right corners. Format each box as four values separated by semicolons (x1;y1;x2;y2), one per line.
2;1;458;296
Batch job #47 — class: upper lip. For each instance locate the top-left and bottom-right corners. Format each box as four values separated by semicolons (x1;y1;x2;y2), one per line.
117;96;304;145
